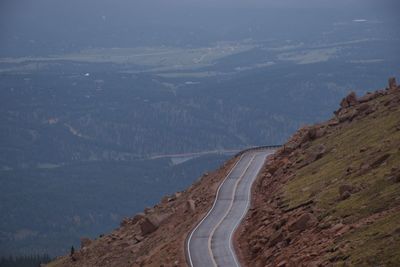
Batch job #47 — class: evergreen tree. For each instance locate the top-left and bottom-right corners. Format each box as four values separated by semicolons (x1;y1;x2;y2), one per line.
70;246;75;257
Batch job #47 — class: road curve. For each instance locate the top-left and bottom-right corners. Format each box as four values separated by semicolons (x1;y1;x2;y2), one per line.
187;150;272;267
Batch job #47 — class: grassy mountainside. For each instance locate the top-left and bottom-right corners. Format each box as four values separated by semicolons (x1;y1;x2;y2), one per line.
237;80;400;266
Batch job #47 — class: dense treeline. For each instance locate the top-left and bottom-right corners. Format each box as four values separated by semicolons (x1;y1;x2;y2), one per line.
0;254;51;267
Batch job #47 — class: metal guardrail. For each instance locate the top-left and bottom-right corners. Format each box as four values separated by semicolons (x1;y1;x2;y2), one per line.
234;145;282;157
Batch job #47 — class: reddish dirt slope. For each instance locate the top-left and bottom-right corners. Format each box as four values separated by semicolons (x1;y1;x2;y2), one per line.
47;156;239;267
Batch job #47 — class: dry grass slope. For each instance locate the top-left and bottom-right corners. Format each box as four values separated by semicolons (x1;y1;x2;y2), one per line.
284;93;400;266
237;80;400;267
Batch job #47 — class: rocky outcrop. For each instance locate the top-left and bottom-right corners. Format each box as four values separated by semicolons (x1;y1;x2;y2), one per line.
186;199;196;213
237;80;400;267
282;125;327;154
338;184;355;200
340;91;358;108
287;213;318;232
358;91;381;103
298;144;327;168
48;78;400;267
140;215;161;235
388;77;397;90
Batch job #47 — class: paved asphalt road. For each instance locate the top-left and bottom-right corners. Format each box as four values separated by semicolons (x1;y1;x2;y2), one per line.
187;150;272;267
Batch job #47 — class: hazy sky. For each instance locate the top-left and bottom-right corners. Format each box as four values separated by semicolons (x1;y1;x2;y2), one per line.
2;0;400;12
0;0;398;56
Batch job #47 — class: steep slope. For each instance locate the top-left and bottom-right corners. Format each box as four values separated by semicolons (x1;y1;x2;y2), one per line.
47;157;239;266
47;78;399;267
236;79;400;266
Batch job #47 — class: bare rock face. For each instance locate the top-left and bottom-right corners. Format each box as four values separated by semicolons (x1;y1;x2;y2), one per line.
288;213;317;232
340;92;358;108
388;77;397;90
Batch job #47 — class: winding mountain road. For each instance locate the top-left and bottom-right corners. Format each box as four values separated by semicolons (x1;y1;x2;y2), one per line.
186;150;272;267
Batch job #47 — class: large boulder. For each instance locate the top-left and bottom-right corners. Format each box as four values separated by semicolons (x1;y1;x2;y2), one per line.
340;92;358;108
140;216;161;235
314;144;327;160
186;199;196;213
338;184;355;200
305;127;318;141
357;103;371;113
388;77;397;90
337;109;358;123
298;144;326;168
268;229;285;247
339;184;354;195
288;213;317;232
140;213;170;235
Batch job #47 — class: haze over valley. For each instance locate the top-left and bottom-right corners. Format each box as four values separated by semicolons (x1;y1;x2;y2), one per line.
0;0;399;259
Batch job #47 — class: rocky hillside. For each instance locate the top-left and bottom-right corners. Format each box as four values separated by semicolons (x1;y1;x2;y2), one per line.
236;78;400;266
47;78;399;267
46;156;239;267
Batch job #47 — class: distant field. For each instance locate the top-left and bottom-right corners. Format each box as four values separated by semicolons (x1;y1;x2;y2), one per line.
0;41;256;69
0;37;396;79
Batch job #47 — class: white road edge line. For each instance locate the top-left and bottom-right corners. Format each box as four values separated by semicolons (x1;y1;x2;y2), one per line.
187;153;246;267
208;154;256;266
229;152;268;267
